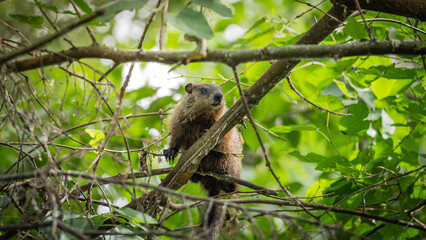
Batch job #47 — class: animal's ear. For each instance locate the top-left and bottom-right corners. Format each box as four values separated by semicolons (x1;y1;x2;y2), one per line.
185;83;193;94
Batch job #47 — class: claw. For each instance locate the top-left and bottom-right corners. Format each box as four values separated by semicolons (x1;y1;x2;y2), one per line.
163;148;178;163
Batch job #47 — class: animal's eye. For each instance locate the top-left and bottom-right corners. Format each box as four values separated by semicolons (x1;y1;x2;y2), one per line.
200;88;207;94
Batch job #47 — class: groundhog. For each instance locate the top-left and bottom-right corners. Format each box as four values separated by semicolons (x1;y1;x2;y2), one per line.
163;82;242;239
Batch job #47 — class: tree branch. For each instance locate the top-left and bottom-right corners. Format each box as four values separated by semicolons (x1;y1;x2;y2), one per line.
0;9;105;64
332;0;426;21
2;166;424;231
135;4;355;216
6;40;426;73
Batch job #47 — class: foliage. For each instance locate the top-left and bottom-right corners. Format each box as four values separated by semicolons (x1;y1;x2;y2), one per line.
0;0;425;239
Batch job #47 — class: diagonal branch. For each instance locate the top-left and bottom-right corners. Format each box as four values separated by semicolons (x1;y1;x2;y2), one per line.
134;4;355;215
286;76;352;116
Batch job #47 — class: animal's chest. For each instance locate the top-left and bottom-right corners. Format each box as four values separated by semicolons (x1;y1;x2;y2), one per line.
181;120;215;149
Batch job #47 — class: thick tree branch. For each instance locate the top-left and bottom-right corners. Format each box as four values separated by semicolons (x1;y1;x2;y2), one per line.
135;5;355;215
332;0;426;21
5;40;426;73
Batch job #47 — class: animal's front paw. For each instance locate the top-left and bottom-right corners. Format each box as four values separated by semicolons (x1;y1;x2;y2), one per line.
215;170;228;175
163;148;178;163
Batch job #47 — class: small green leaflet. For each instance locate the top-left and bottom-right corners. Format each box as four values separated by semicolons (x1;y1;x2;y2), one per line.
10;14;43;28
33;2;59;13
317;95;344;111
270;125;316;133
46;211;97;231
290;151;351;172
245;17;266;35
343;18;368;39
170;8;213;40
362;65;420;79
371;78;413;100
73;0;93;14
192;0;234;18
339;101;369;136
305;179;330;200
85;129;105;149
115;207;158;225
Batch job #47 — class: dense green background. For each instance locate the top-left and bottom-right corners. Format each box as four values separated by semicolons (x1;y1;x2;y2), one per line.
0;0;425;239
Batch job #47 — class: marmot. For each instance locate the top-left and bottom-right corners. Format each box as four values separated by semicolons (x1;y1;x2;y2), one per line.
163;83;242;239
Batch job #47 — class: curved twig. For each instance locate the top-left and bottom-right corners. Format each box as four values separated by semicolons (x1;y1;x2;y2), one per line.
286;76;352;116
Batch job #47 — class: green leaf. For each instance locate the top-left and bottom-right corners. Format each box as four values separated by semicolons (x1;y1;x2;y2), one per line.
90;215;105;229
62;10;78;16
192;0;234;18
238;26;275;44
115;224;145;239
353;149;374;165
287;182;303;192
85;129;105;148
317;95;344;111
73;0;93;14
323;178;354;196
289;151;336;170
290;151;326;163
33;2;59;13
47;211;95;231
358;91;376;108
365;109;381;121
270;125;316;133
373;139;393;158
0;193;9;207
10;14;44;28
339;102;369;136
328;58;357;72
371;78;413;100
305;179;330;199
333;79;356;98
99;0;149;23
170;8;213;39
343;18;368;39
363;65;420;79
245;17;266;35
115;207;158;224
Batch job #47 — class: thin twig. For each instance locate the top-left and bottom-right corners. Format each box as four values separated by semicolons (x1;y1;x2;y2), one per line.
353;0;376;40
34;0;75;48
318;165;426;218
254;122;286;142
69;0;98;45
286;76;352;116
355;18;426;35
2;167;425;231
159;0;169;51
231;66;319;221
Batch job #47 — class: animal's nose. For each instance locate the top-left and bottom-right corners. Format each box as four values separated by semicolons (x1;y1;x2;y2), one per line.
213;93;223;105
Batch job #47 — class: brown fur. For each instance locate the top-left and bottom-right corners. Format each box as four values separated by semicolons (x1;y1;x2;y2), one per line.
163;83;242;239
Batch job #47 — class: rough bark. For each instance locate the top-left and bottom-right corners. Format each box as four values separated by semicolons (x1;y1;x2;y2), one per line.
332;0;426;21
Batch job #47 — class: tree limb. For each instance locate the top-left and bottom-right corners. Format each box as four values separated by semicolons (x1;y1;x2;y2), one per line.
5;40;426;73
134;4;355;215
332;0;426;21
